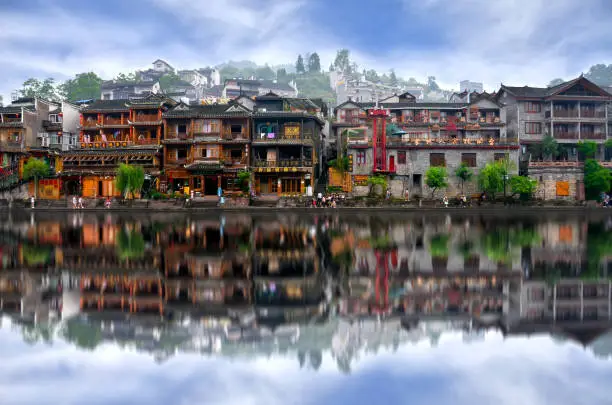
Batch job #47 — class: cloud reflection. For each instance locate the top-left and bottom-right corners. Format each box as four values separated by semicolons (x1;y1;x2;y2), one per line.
1;324;611;405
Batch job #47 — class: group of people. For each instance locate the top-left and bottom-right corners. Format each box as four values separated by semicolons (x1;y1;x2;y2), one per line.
71;196;85;209
441;194;470;208
601;193;612;207
314;192;344;208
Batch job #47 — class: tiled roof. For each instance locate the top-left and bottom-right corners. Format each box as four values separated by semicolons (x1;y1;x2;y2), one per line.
163;104;249;118
0;106;23;114
0;122;23;128
357;102;467;109
81;99;130;112
286;98;319;111
499;76;611;99
252;111;324;125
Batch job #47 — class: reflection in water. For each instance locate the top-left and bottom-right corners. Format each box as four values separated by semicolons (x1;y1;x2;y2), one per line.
1;211;612;375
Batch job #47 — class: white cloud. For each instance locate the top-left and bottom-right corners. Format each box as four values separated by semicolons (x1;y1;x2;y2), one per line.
1;326;611;405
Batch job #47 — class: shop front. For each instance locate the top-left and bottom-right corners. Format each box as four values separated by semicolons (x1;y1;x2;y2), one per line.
188;170;222;197
253;167;309;196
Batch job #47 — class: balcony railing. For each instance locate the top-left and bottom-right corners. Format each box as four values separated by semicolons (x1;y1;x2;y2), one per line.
581;132;606;140
1;117;21;123
77;138;158;148
553;110;579;118
101;118;126;126
223;156;248;166
166;131;190;140
253;159;312;168
554;132;579;139
222;132;249;141
131;114;159;123
580;111;606;118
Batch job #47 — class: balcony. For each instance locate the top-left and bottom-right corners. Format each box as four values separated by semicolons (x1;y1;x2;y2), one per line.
553;110;579;118
580;110;606;119
222;131;249;142
253;158;312;168
554;132;579;140
581;132;606;140
253;128;313;144
131;114;160;124
101;118;126;126
77;139;158;149
223;156;248;166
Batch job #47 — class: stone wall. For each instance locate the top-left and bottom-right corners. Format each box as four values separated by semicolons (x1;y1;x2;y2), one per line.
528;165;583;200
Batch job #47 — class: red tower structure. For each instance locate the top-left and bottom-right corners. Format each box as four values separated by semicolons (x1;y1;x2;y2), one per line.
369;108;389;172
372;250;390;315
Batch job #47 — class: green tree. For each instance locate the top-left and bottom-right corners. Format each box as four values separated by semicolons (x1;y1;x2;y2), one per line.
509;175;537;200
23;158;50;198
364;69;379;82
389;69;398;87
455;163;473;194
115;72;137;82
237;170;250;193
427;76;440;92
158;72;183;91
429;234;450;258
308;53;321;73
58;72;103;101
19;78;60;101
541;134;559;160
547;78;565;87
255;65;276;80
584;158;612;200
333;49;351;73
578;140;598;160
116;227;145;260
478;157;515;198
584;63;612;86
276;68;288;82
296;54;306;74
116;163;145;199
425;166;448;198
367;174;387;197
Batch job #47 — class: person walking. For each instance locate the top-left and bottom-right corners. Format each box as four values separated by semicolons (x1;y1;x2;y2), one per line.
72;196;77;209
78;196;84;209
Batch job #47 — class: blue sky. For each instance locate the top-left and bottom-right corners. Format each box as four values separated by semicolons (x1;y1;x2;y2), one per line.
2;322;612;405
2;0;612;100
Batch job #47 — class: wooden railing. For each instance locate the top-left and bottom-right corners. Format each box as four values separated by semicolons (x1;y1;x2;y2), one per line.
131;114;159;122
581;132;606;140
253;159;311;168
554;132;579;139
222;131;248;141
102;118;125;126
580;110;606;118
223;156;248;165
554;110;579;118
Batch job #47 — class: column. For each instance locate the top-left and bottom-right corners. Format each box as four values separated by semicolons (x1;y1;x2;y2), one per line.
578;101;581;118
580;281;584;321
550;101;554;139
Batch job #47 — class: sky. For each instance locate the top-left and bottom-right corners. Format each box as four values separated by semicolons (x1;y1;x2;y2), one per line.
2;0;612;101
1;324;612;405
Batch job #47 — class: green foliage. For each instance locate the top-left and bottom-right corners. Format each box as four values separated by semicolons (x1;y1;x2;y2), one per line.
114;72;137;82
308;53;321;73
255;65;276;80
296;54;306;74
429;234;450;258
328;157;349;172
425;166;448;198
22;245;52;265
58;72;103;101
116;228;145;260
333;49;351;73
327;185;343;193
582;223;612;279
364;69;379;82
482;227;540;264
578;141;598;159
294;72;335;102
158;72;184;92
23;158;50;197
542;135;559;160
116;163;145;199
478;157;515;197
605;139;612;150
584;158;612;200
547;78;565;87
458;241;474;258
509;176;537;199
367;174;387;196
370;236;394;250
454;163;473;194
62;319;102;350
389;70;398;87
19;77;60;101
237;170;250;192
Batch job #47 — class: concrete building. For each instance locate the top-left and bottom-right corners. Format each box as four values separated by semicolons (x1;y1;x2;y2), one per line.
222;79;298;99
460;80;484;93
496;76;612;200
336;92;518;197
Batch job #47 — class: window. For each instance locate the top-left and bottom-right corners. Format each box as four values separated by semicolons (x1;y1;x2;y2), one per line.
429;153;446;167
281;178;301;194
230;124;242;134
413;174;422;187
494;153;507;162
525;102;541;113
398;151;406;164
178;124;187;134
193;177;202;189
201;148;219;158
525;122;542;134
356;151;366;165
461;153;477;167
203;120;219;133
177;149;188;159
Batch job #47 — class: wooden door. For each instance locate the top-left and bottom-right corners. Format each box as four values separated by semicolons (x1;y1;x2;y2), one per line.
389;156;395;173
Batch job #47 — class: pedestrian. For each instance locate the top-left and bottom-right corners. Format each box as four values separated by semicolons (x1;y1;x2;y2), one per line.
72;196;77;209
317;192;322;207
78;196;84;209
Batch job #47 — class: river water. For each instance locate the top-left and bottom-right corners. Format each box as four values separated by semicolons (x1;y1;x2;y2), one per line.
1;211;611;405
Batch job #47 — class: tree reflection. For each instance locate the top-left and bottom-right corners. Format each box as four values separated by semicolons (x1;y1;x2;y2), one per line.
482;227;540;264
116;227;145;260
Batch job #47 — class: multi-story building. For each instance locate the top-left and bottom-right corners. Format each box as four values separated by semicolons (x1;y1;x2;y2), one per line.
496;76;612;200
222;79;298;99
249;93;324;196
460;80;484;93
59;94;176;198
337;92;517;197
162;103;251;196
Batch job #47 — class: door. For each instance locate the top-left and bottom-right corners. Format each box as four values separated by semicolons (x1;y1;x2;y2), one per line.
389;156;395;173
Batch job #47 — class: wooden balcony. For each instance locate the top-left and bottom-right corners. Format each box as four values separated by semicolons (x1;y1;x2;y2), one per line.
221;131;249;142
581;132;606;140
131;114;160;123
253;158;312;168
222;156;248;166
580;110;606;119
101;118;126;126
553;110;579;118
554;132;579;140
77;138;158;149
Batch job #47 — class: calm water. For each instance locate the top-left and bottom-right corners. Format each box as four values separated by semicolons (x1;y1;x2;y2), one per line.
1;211;612;405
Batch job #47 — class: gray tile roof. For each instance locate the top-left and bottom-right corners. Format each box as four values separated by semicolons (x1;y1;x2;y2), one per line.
163;104;250;118
81;99;129;112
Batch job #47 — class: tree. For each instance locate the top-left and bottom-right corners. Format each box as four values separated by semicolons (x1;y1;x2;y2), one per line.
23;158;50;198
296;54;306;74
509;175;537;200
427;76;440;92
328;63;334;72
584;158;611;200
276;68;288;82
116;227;145;260
308;53;321;73
584;64;612;86
389;69;398;87
425;166;448;198
478;161;504;198
455;163;473;194
367;174;387;197
19;78;60;101
578;140;598;160
333;49;351;73
547;78;565;87
541;134;559;160
116;163;145;199
255;65;276;80
158;72;183;92
58;72;103;101
429;234;450;258
364;69;379;83
114;72;137;82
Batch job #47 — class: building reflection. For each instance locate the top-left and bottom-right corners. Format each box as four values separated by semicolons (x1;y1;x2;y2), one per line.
1;213;612;369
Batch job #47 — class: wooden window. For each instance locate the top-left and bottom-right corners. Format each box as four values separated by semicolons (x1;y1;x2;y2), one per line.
525;102;541;113
281;178;301;194
356;151;366;165
556;181;570;197
461;153;477;167
398;151;407;164
558;225;573;242
525;122;542;134
494;153;507;162
429;153;446;167
203;120;219;133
